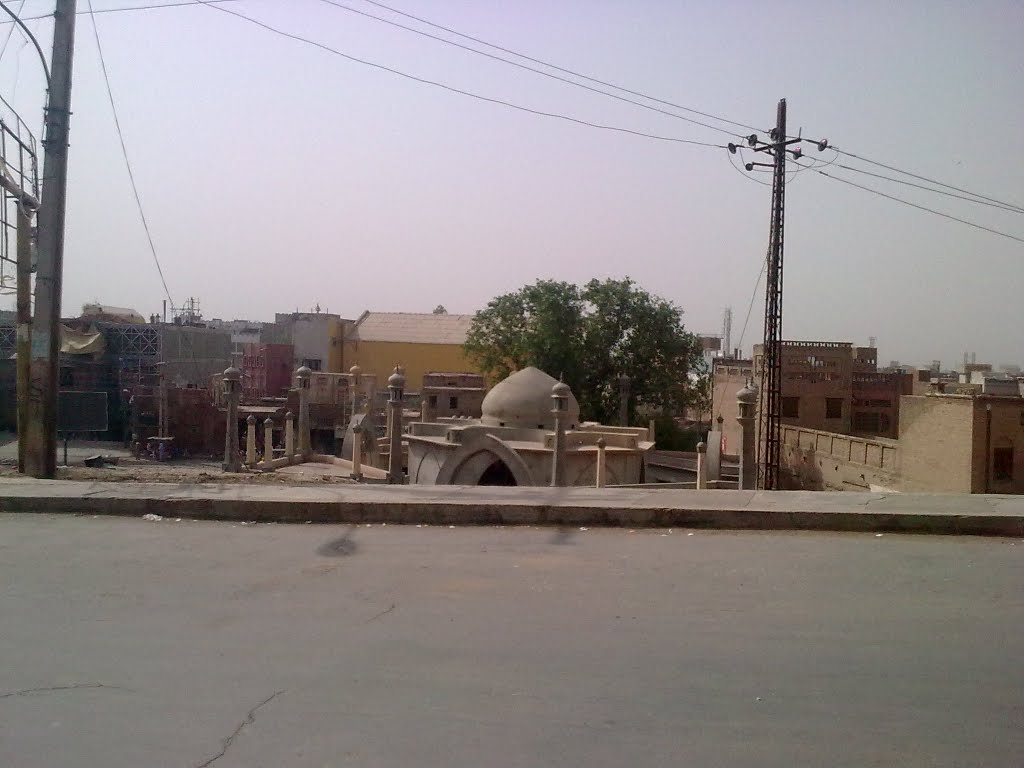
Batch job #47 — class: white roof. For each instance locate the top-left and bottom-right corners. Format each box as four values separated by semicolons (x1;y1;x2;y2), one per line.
81;304;146;323
349;312;474;345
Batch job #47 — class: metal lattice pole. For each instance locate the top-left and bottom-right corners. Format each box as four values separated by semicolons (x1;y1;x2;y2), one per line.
751;98;800;491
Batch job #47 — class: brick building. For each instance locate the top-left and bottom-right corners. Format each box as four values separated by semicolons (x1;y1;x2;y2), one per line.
240;343;293;402
712;340;912;453
898;392;1024;494
781;390;1024;495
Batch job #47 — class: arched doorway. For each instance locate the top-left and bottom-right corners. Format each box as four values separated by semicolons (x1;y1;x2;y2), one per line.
478;459;518;486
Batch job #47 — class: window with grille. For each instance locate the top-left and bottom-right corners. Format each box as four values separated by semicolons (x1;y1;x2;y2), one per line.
825;398;843;419
993;447;1013;482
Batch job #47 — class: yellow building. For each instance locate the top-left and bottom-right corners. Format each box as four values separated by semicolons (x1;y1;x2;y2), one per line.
343;312;480;391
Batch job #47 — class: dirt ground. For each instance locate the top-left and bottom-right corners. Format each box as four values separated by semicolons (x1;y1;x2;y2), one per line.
0;457;357;485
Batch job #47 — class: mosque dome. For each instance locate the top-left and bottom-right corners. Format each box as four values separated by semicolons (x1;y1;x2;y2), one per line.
481;367;580;430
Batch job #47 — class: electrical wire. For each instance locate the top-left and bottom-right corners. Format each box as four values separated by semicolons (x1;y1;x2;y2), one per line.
86;0;175;306
833;163;1023;214
792;159;1024;245
9;0;240;23
356;0;765;136
195;1;728;149
0;0;25;61
736;254;767;355
832;147;1024;214
728;148;770;187
318;0;750;141
0;0;48;85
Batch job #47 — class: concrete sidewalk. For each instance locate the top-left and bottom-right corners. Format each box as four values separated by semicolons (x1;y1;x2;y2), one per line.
1;478;1022;535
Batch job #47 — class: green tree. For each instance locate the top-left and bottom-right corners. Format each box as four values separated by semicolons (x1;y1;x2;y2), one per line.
465;278;703;424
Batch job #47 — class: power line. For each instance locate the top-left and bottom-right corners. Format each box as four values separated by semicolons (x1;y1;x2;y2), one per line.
0;0;25;61
8;0;240;23
834;163;1024;214
356;0;765;136
318;0;750;141
793;160;1024;245
86;0;175;305
0;0;49;85
736;253;767;355
195;1;727;149
831;147;1024;215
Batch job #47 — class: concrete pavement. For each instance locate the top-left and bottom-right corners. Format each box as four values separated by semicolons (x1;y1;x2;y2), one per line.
2;477;1023;535
0;514;1021;767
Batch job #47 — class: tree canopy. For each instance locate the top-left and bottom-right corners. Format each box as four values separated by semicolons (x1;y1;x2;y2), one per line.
464;278;704;424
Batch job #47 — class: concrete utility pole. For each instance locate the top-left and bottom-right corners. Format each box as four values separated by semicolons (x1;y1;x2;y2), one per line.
25;0;77;478
15;204;33;473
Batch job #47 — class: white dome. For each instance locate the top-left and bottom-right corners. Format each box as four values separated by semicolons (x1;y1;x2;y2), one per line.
481;367;580;430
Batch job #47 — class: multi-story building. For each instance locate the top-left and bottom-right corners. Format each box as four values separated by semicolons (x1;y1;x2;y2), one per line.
712;340;912;452
343;311;479;391
239;343;294;402
422;372;487;418
274;311;349;373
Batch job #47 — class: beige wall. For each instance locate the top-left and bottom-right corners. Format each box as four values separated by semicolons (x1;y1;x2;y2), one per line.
711;362;751;456
781;426;899;491
898;395;977;493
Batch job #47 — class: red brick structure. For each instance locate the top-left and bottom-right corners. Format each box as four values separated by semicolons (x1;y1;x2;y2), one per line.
240;343;293;402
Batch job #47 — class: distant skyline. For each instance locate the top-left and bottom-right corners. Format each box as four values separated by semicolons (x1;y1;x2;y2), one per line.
0;0;1021;370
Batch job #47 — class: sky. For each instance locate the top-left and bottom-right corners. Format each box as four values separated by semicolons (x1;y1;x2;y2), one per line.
0;0;1021;369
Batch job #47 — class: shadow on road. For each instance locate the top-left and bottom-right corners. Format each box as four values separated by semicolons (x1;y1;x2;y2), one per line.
316;525;359;557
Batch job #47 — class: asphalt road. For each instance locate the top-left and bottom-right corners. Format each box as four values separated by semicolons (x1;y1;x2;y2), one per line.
0;514;1021;767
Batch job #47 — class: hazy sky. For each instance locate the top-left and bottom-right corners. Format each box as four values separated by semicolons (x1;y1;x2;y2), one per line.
0;0;1021;368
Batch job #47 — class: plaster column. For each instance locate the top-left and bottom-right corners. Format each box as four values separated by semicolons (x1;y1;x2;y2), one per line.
349;364;362;417
595;437;607;488
421;393;435;424
737;383;758;490
296;366;312;457
285;411;295;461
550;381;571;487
245;415;257;466
222;367;241;473
617;374;630;427
696;441;707;489
351;424;363;481
263;417;275;468
387;367;406;485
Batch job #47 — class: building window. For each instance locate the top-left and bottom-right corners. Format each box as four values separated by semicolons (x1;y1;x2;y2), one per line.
302;359;322;371
782;397;800;418
59;367;74;387
993;447;1013;482
428;395;438;407
853;412;881;433
449;396;459;410
825;398;843;419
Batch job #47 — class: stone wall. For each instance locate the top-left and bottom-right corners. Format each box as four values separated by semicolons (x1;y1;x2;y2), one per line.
780;425;899;491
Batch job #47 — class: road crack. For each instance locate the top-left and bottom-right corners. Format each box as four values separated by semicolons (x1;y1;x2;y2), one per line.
365;603;396;624
0;683;128;699
195;689;285;768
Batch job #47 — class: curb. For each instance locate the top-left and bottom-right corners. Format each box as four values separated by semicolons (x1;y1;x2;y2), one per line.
2;492;1022;537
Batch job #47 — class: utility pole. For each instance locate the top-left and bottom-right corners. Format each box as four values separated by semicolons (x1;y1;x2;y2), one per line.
24;0;77;478
731;99;801;490
757;98;789;490
15;204;33;473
